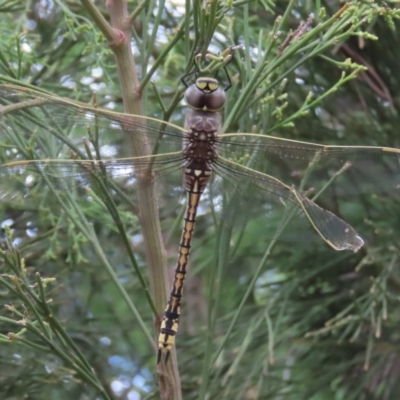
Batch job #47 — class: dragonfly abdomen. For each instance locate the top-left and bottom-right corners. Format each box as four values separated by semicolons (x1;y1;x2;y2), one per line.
157;168;210;363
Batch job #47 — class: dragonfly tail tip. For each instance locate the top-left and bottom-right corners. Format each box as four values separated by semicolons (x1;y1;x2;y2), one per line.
157;348;171;365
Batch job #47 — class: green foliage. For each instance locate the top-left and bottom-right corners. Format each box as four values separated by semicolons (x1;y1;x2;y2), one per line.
0;1;400;399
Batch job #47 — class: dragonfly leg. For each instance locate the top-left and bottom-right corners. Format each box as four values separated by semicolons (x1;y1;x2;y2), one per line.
222;63;232;92
181;64;200;88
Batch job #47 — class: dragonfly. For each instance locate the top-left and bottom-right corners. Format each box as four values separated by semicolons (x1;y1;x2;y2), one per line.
0;72;400;363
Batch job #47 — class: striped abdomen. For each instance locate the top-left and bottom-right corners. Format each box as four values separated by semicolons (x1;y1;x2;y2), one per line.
157;167;211;363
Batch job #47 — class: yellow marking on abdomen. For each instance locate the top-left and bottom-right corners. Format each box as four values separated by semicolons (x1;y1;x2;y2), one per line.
157;177;205;364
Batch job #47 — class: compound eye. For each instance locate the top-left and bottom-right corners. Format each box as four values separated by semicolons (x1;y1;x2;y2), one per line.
206;89;226;110
184;80;226;111
184;84;203;109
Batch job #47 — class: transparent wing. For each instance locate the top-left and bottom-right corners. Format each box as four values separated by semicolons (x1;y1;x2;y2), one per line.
219;133;400;197
0;83;186;161
216;133;400;251
214;157;364;252
0;84;186;204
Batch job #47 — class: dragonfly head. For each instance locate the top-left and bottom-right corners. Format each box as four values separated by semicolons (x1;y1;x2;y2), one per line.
184;77;226;112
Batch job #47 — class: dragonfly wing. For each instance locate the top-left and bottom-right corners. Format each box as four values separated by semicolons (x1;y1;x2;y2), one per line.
216;156;364;252
0;84;188;246
292;191;363;252
0;84;186;157
219;133;400;198
0;84;186;202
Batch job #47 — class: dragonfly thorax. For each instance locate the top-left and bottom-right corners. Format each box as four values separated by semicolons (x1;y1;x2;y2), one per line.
182;129;218;171
184;77;226;112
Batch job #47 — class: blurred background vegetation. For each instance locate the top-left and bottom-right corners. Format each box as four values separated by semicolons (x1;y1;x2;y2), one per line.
0;0;400;399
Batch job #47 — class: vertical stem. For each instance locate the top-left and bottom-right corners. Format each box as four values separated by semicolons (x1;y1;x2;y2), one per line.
81;0;182;397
